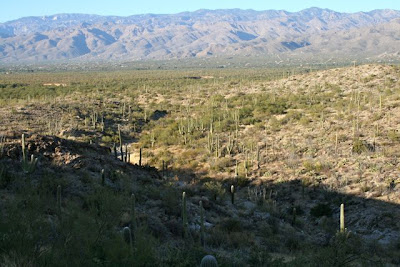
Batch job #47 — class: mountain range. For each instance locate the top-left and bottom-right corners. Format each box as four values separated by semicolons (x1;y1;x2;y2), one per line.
0;8;400;63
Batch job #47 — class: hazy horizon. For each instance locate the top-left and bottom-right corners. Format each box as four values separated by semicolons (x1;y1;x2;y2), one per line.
2;0;400;23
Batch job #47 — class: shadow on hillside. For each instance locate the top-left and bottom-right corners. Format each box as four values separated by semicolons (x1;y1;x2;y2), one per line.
0;134;162;187
0;135;399;258
169;165;400;247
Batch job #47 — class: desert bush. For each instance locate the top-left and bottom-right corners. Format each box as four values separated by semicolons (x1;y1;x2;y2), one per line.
269;116;281;132
219;218;243;233
387;130;400;143
203;180;225;201
302;160;330;174
0;164;13;188
352;138;368;154
160;187;180;216
299;115;311;126
310;203;332;217
281;110;302;124
210;157;233;172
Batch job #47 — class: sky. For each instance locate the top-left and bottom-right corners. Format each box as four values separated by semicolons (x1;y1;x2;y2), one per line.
1;0;400;23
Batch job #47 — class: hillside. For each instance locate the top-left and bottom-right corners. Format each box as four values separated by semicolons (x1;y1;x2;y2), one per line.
0;8;400;63
0;64;399;265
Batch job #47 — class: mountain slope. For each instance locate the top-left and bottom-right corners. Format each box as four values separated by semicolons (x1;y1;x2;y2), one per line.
0;8;400;62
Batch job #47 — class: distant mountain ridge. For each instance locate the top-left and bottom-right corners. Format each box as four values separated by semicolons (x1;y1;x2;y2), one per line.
0;8;400;63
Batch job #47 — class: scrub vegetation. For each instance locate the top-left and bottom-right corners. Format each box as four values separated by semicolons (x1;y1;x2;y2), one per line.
0;63;399;266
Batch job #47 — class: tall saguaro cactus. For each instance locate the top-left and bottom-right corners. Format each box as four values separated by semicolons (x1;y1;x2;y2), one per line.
101;169;105;186
340;203;345;233
139;147;142;166
123;227;133;253
118;125;123;161
230;185;235;205
199;200;205;247
21;134;38;174
182;192;188;239
131;193;137;232
57;185;62;215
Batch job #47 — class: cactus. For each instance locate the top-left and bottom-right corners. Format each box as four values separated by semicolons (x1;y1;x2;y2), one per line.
131;194;137;232
244;154;248;178
124;145;128;162
122;226;133;251
199;200;205;247
272;200;277;213
230;185;235;205
118;125;123;161
226;133;234;156
113;143;117;159
215;134;220;158
57;185;62;215
235;160;238;178
91;110;97;129
292;207;296;226
200;255;218;267
182;192;188;239
0;135;5;157
21;134;38;174
340;203;345;233
100;115;104;132
335;132;338;154
150;132;155;148
207;132;213;153
139;147;142;166
101;169;105;186
253;187;258;201
262;187;266;202
162;160;166;178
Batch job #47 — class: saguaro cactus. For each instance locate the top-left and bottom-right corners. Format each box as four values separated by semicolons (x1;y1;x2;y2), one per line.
131;193;137;232
57;185;62;215
21;134;38;174
182;192;188;239
230;185;235;205
101;169;105;186
199;200;205;247
235;160;239;178
118;125;123;161
123;226;133;251
200;255;218;267
335;132;338;154
292;207;296;226
340;203;345;233
244;156;248;178
139;147;142;166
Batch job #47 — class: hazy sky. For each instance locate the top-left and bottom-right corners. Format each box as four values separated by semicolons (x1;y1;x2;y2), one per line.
2;0;400;22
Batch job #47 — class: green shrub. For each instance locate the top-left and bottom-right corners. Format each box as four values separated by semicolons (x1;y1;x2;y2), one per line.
219;218;243;233
210;157;233;172
388;130;400;142
101;135;114;144
0;164;13;188
203;181;225;201
310;203;332;217
352;138;367;154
